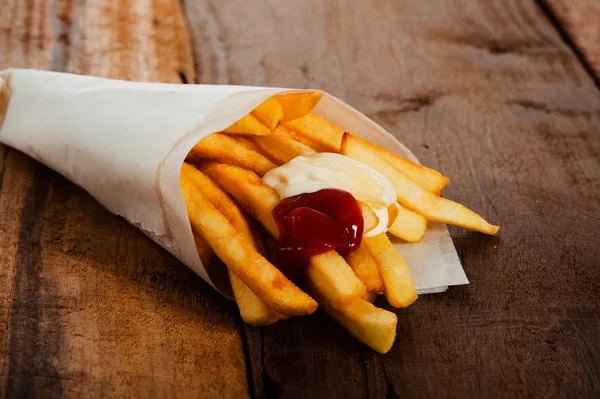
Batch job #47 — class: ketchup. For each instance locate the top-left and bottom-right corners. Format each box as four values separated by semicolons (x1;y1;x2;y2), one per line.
271;188;363;279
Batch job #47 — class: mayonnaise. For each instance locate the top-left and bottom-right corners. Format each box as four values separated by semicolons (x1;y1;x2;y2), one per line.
262;153;396;237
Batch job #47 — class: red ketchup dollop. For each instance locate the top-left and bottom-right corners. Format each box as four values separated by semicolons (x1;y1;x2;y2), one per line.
271;188;363;279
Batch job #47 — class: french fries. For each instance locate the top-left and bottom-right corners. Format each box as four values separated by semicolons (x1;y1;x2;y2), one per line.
342;133;499;235
180;174;317;316
200;161;280;237
323;298;397;354
387;203;399;228
179;93;499;352
361;290;379;303
223;113;272;135
305;280;397;354
346;239;384;293
359;201;379;234
190;133;276;176
191;228;214;265
307;251;366;308
182;163;279;325
364;233;418;308
275;92;323;122
388;203;427;243
286;113;449;194
233;136;265;153
250;127;316;164
281;125;332;153
251;97;283;131
284;111;343;152
200;162;367;307
347;135;449;193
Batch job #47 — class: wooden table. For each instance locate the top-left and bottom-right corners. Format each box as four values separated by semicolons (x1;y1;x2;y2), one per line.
1;1;599;398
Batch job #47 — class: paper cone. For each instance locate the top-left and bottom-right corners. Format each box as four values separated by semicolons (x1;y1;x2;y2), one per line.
0;68;467;295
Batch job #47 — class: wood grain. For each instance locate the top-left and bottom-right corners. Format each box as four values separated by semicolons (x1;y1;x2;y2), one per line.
0;1;57;397
185;0;600;397
1;0;599;398
542;0;600;83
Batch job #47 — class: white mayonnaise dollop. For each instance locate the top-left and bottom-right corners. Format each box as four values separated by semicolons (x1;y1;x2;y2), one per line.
262;153;396;237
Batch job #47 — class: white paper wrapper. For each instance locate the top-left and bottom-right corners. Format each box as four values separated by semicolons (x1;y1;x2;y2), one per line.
0;69;468;295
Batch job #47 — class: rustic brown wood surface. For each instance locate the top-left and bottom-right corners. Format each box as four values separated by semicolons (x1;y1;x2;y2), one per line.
1;0;599;398
542;0;600;83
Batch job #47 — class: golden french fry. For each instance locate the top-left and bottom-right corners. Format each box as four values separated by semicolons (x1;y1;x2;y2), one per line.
251;97;283;131
388;203;427;243
285;113;447;193
223;113;272;135
364;233;417;308
305;281;397;354
284;112;344;152
246;215;270;257
191;227;215;265
342;133;499;235
306;251;366;308
200;161;280;237
191;230;236;300
361;290;378;303
182;164;280;325
190;133;277;176
348;134;449;193
200;161;366;307
232;136;282;167
250;127;316;164
346;239;384;293
245;217;291;321
231;135;282;165
191;222;279;327
233;136;265;153
228;273;280;325
387;203;399;228
182;163;253;240
281;125;332;153
358;201;379;234
275;91;323;122
325;299;396;354
180;174;317;316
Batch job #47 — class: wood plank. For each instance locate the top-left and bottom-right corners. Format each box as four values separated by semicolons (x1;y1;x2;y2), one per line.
0;152;45;399
0;1;57;397
542;0;600;82
68;0;196;83
0;0;55;70
185;0;600;397
1;0;249;397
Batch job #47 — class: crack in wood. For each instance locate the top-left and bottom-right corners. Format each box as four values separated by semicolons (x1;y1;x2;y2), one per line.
367;92;446;122
377;356;399;399
361;351;387;398
427;32;563;58
507;99;600;117
260;328;283;399
240;324;256;399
